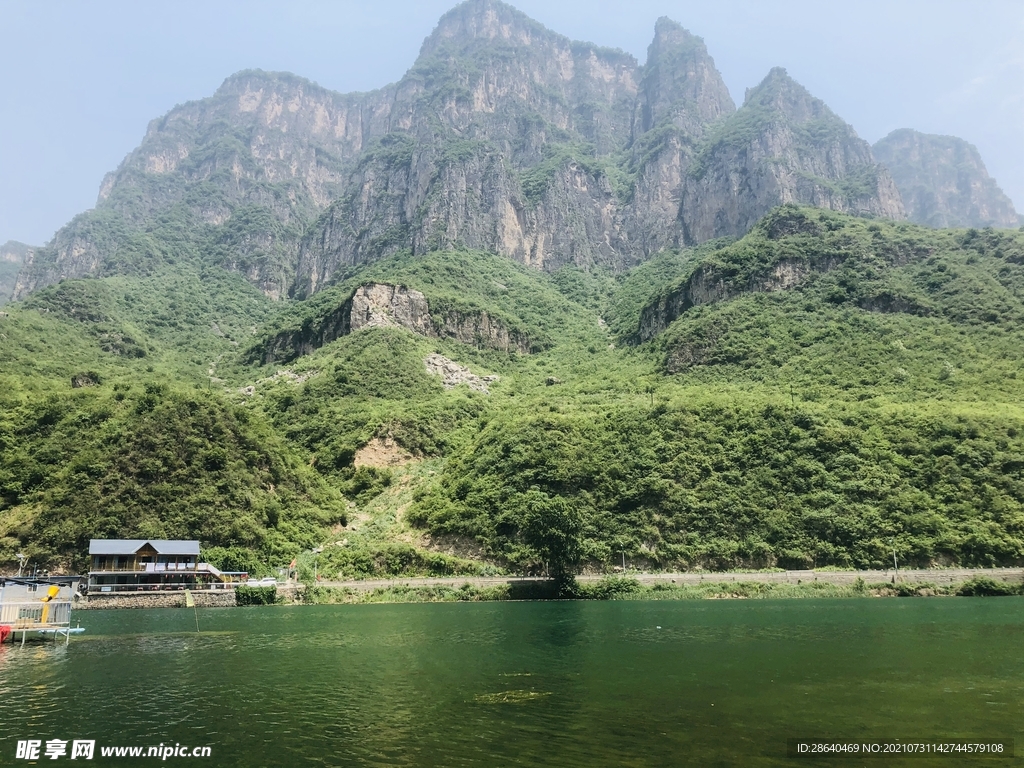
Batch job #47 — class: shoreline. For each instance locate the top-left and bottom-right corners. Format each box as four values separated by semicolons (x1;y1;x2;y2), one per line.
301;572;1023;604
312;566;1024;592
72;568;1024;608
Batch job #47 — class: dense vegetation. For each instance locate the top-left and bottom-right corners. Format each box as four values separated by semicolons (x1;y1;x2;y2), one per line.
4;205;1024;580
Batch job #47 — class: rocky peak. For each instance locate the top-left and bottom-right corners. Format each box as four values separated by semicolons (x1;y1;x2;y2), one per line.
873;129;1021;229
637;17;735;135
745;68;813;108
13;3;924;306
741;67;847;133
419;0;553;56
410;0;638;137
678;67;905;243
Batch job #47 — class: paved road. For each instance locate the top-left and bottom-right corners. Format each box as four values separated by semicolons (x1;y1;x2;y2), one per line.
305;567;1024;592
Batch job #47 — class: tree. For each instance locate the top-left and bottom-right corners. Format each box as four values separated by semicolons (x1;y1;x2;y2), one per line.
518;488;585;595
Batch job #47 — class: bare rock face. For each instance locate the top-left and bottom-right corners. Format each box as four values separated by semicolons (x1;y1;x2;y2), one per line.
253;281;531;364
424;353;498;393
70;372;100;388
291;0;645;296
13;1;911;304
0;241;35;306
678;68;905;244
621;18;736;255
636;18;735;134
349;283;434;335
13;70;393;301
873;129;1021;229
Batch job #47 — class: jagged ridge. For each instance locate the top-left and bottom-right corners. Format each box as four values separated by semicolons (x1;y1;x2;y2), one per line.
12;0;907;304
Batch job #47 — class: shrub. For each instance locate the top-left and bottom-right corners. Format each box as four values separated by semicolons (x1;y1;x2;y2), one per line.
956;576;1020;597
235;585;280;606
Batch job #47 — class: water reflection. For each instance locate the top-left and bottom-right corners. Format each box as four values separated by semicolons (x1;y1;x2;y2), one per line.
0;600;1022;766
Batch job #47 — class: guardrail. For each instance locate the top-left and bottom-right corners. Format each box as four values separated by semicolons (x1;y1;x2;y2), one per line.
88;582;242;594
0;601;72;627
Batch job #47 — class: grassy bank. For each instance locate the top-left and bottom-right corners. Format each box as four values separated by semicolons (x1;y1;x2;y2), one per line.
297;575;1023;604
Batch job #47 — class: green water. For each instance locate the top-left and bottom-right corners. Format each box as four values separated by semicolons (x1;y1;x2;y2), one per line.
1;599;1023;766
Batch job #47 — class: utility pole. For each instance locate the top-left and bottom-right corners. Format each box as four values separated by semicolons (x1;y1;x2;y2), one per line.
312;546;323;582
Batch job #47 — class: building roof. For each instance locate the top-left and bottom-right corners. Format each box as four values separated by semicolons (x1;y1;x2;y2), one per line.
88;539;201;556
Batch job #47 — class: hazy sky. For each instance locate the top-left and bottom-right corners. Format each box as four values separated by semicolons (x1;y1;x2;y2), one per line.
1;0;1021;246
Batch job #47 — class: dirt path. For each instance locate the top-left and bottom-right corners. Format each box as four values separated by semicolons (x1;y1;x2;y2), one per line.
311;567;1024;592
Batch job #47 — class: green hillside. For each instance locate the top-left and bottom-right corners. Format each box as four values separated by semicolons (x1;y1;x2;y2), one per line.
4;207;1024;575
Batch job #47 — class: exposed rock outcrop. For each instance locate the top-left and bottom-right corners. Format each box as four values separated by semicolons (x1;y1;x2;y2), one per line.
13;70;393;301
291;0;646;295
424;353;498;393
873;129;1021;229
636;206;925;342
253;282;531;364
677;68;905;244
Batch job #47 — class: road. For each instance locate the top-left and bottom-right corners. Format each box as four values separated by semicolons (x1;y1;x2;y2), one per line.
306;567;1024;592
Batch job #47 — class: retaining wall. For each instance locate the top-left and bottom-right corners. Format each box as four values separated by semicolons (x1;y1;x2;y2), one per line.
78;591;237;610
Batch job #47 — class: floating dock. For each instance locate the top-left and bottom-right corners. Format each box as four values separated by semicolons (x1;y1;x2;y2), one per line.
0;576;84;645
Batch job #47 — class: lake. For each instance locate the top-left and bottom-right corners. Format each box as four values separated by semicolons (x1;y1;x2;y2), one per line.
1;598;1022;766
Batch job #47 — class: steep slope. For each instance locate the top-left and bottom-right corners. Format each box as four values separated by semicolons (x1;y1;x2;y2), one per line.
637;205;1024;351
13;70;388;301
7;207;1024;573
0;384;344;570
411;209;1024;572
0;241;34;306
678;68;904;243
874;129;1021;229
620;19;735;256
16;0;909;305
292;0;647;294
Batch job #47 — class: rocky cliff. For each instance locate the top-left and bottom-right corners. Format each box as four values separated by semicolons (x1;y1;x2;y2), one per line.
873;129;1021;229
0;241;34;306
254;281;532;364
291;0;647;295
14;0;909;303
676;68;905;243
12;70;386;301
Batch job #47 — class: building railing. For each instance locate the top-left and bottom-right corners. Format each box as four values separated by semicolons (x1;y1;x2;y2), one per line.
90;563;198;573
0;601;72;627
89;582;238;594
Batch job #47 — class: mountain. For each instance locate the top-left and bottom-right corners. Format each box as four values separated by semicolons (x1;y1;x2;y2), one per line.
12;70;376;302
873;128;1021;229
6;204;1024;575
0;241;35;306
676;68;905;243
13;0;903;304
8;1;1024;579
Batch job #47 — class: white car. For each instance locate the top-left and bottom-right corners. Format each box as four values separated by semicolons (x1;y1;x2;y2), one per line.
244;577;278;588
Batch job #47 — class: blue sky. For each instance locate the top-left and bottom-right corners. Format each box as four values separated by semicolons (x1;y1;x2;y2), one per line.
1;0;1021;245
